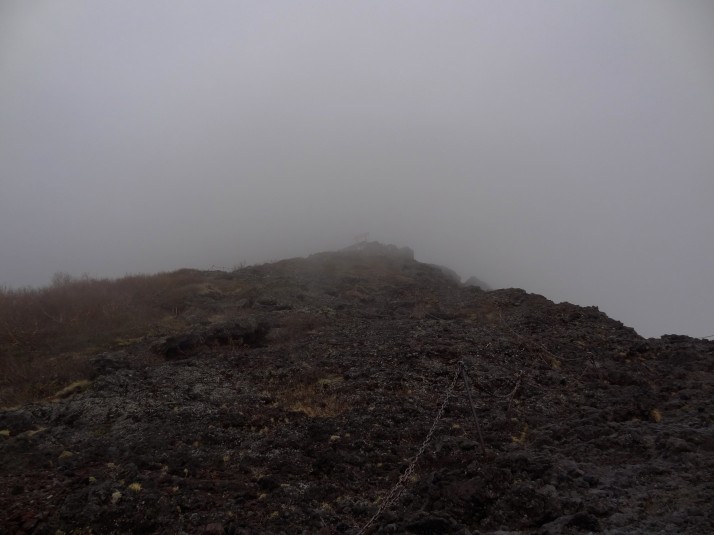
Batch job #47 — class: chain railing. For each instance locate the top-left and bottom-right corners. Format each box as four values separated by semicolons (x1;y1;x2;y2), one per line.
356;365;462;535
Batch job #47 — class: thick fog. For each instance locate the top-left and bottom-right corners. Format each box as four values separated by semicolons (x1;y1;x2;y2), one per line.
1;1;713;339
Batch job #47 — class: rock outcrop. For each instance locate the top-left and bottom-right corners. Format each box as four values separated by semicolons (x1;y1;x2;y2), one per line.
1;245;712;534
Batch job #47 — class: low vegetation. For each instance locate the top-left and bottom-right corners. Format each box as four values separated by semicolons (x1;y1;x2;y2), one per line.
0;269;208;406
1;244;712;533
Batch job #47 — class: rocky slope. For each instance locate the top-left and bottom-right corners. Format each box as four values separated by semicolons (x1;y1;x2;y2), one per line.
1;243;712;534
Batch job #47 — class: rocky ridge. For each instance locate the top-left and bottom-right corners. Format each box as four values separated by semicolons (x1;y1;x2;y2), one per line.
1;243;712;534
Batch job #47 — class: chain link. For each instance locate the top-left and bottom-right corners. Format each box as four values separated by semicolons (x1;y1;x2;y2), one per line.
356;365;462;535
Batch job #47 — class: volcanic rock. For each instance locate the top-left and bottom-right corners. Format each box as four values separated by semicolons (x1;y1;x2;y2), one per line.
1;244;712;534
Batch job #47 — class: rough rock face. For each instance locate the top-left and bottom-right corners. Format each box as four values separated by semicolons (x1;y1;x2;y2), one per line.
1;245;712;534
463;276;491;291
151;319;270;359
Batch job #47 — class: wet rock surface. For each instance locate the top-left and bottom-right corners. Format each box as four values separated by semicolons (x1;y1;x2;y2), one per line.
1;244;712;534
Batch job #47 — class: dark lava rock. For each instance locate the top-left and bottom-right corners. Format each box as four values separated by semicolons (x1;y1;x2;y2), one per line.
152;318;270;358
1;244;712;534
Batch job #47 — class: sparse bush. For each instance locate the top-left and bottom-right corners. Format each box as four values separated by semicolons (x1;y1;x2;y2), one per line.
0;269;207;406
278;374;346;418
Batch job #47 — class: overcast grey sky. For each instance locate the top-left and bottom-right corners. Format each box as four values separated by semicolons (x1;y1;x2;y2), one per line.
1;1;713;338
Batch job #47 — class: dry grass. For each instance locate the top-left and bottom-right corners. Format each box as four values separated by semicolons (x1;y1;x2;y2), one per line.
53;379;92;399
280;375;347;418
0;269;208;406
0;352;93;408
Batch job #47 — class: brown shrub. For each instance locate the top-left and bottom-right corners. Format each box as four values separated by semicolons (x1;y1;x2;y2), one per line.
279;376;347;418
0;269;206;406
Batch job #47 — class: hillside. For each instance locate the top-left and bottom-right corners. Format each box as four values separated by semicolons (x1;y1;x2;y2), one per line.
1;243;712;534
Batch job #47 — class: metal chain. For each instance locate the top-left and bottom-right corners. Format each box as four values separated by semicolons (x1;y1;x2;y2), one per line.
356;365;462;535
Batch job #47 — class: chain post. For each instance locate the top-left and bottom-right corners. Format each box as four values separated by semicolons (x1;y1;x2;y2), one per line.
458;360;487;455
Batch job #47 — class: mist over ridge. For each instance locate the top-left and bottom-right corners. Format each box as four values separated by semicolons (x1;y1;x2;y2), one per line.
1;1;713;339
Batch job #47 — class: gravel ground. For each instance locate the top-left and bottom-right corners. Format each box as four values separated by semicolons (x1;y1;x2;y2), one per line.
1;244;712;534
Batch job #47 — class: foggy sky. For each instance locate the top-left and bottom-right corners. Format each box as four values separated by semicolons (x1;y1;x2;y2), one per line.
1;1;713;339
